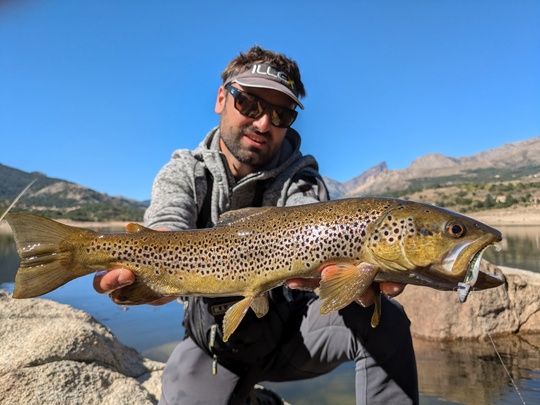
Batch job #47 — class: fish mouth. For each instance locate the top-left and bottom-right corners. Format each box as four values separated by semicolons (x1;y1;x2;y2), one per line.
428;229;504;292
456;240;504;301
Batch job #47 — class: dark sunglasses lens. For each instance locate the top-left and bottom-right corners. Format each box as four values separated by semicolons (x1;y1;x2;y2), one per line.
271;108;297;128
235;93;264;119
230;86;297;128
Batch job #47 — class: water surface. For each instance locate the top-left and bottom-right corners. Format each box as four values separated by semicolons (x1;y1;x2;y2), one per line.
1;225;539;404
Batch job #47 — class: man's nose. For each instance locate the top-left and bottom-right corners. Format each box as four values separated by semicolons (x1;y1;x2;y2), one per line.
252;110;272;132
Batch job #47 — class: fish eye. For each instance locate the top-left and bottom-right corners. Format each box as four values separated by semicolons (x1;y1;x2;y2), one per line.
447;222;466;238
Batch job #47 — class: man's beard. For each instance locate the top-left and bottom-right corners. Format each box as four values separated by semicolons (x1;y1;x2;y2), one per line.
220;125;274;168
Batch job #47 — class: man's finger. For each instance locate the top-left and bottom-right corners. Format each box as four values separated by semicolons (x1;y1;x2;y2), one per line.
286;278;321;291
380;282;406;298
93;268;135;294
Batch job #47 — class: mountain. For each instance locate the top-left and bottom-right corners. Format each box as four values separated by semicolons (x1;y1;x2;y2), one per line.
323;162;388;200
2;137;539;221
0;164;146;222
326;137;540;200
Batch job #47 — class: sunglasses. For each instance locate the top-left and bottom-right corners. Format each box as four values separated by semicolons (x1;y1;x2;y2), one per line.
225;84;298;128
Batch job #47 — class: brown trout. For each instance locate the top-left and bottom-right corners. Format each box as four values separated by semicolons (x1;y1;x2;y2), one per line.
5;198;504;341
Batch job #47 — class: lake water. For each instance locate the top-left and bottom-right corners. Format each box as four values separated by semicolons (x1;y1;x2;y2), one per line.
1;224;539;404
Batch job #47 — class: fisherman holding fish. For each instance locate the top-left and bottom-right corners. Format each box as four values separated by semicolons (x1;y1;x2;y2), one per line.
94;46;419;404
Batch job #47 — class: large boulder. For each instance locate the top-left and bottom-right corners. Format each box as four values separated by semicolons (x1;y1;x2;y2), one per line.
0;290;164;405
396;262;540;340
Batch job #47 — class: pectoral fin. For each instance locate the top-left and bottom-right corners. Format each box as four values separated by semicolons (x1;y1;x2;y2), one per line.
222;296;253;342
319;262;378;314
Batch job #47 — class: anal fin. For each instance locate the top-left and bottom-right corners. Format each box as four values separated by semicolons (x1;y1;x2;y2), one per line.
222;296;253;342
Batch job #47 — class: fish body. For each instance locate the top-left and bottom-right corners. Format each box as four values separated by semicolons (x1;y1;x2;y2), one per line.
5;197;504;341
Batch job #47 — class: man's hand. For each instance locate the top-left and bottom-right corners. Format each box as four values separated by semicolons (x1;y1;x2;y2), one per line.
285;277;406;307
93;268;175;306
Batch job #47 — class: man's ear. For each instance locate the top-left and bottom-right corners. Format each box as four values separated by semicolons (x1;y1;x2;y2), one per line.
215;86;226;114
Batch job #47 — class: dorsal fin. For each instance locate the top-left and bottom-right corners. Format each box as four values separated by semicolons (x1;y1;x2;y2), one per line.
126;223;155;233
216;207;273;227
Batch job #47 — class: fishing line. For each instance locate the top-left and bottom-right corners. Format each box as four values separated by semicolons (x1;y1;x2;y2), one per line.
0;178;37;221
483;323;527;405
469;292;527;405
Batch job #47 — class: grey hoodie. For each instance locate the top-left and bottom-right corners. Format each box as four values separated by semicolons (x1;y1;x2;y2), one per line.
144;126;329;371
144;126;328;230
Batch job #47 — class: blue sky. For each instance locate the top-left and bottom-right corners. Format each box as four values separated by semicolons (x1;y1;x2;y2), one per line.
1;0;539;201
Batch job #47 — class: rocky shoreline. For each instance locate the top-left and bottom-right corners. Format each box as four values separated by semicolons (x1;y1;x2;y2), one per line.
0;290;164;404
1;262;539;404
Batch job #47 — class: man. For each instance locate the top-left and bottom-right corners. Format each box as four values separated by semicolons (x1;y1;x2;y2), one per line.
94;45;419;405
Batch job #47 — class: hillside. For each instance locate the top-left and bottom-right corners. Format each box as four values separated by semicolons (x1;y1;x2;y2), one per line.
2;137;539;221
327;137;540;213
0;164;146;222
324;162;388;200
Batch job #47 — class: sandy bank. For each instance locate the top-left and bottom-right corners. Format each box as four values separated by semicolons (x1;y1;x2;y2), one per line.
469;205;540;226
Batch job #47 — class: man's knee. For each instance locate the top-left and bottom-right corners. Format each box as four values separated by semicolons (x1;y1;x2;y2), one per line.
161;338;240;405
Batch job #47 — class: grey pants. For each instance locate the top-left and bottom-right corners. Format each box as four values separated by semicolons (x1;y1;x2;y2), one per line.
160;297;418;405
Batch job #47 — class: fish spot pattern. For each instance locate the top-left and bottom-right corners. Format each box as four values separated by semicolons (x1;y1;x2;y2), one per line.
83;199;412;291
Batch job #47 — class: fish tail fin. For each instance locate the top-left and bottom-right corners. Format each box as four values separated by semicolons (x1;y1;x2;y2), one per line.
5;213;97;298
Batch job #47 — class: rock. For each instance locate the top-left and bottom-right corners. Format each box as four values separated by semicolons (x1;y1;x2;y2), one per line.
0;291;164;404
0;361;154;405
395;262;540;340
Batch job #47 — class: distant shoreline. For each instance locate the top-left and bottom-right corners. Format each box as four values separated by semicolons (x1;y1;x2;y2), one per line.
1;205;540;235
469;205;540;226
